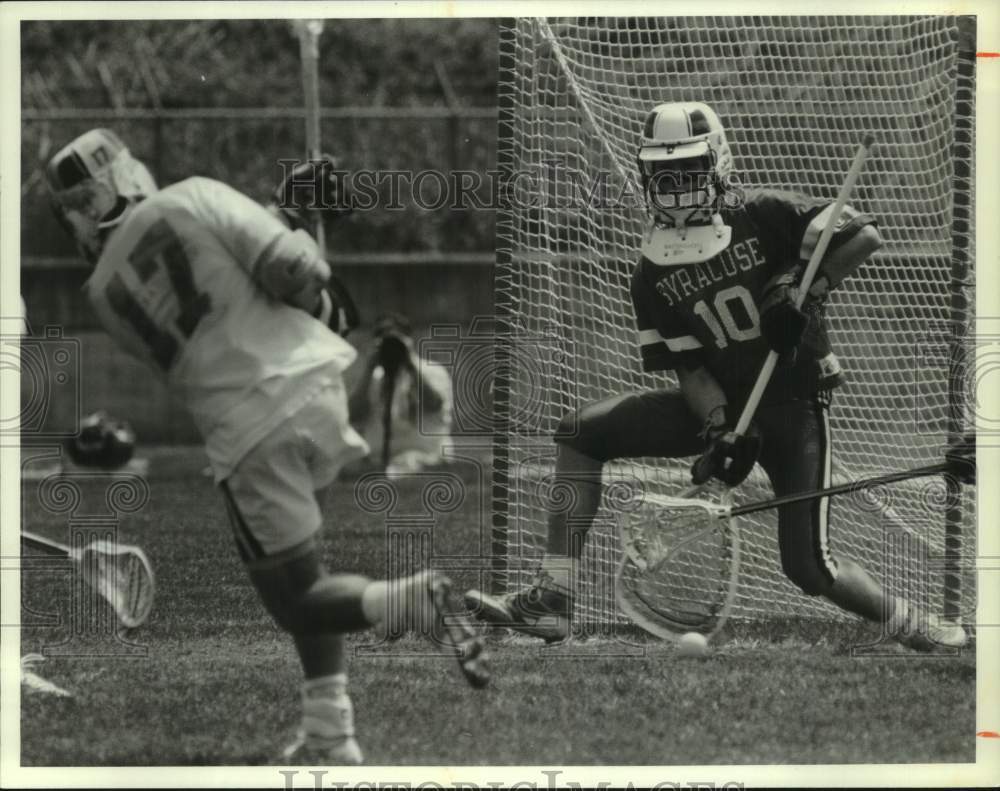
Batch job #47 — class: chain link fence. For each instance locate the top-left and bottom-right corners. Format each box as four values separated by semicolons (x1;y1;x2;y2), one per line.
22;107;497;259
19;107;497;442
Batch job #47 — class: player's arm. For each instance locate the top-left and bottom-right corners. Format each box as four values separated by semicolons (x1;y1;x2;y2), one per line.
254;228;331;314
267;158;360;336
807;222;882;297
750;190;881;353
186;177;329;313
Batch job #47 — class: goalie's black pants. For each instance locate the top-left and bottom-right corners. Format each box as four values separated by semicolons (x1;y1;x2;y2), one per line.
555;390;837;595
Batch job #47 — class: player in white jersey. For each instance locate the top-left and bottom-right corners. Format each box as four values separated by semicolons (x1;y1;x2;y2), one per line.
46;129;488;764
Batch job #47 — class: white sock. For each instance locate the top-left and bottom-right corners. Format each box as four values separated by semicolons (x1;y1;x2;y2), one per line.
301;673;354;738
360;580;389;626
302;672;348;700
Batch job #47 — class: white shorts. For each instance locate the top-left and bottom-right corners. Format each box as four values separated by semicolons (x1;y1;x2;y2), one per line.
219;378;369;563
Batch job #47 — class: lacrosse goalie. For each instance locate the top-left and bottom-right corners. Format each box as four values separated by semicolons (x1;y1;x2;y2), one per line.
46;129;487;765
467;102;968;651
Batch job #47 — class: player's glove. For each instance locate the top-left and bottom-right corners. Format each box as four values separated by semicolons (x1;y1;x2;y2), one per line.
312;272;361;337
272;154;353;233
759;265;809;355
944;433;976;485
690;407;762;487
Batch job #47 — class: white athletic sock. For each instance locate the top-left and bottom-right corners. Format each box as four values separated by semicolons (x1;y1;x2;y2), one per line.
360;580;389;626
301;673;354;738
302;672;348;700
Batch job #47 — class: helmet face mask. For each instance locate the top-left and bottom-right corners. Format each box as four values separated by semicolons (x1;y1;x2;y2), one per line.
643;153;719;218
50;180;122;264
46;129;157;264
637;102;733;230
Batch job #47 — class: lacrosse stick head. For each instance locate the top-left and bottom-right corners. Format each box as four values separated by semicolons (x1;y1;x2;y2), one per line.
617;493;738;640
78;540;155;628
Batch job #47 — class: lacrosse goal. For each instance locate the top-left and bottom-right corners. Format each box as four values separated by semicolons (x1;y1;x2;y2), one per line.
492;16;976;630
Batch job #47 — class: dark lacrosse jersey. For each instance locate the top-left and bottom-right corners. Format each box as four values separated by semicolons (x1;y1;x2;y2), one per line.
632;188;876;407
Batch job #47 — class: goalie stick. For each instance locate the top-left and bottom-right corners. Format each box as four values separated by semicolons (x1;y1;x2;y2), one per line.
21;530;155;628
618;444;972;641
617;483;739;642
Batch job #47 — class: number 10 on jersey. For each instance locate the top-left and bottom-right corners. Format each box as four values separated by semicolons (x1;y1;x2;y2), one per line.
692;285;761;349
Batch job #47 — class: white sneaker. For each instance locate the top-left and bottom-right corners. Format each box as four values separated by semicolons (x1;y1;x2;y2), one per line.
893;607;967;652
282;694;363;765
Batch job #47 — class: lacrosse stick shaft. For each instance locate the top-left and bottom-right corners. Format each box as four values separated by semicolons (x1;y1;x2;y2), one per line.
296;19;326;257
732;461;949;518
20;530;70;556
734;135;875;436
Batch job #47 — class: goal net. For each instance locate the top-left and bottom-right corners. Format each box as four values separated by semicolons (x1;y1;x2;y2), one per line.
493;16;976;631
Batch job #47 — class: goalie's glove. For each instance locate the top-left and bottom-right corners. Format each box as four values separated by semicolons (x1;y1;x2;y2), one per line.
690;407;762;487
759;265;809;355
272;154;353;233
312;272;360;338
944;433;976;485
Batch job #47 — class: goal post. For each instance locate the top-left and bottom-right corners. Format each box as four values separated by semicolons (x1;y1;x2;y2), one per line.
944;14;976;622
493;16;976;629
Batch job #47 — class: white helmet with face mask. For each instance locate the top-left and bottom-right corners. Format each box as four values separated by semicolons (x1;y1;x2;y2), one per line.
46;129;158;264
637;102;734;266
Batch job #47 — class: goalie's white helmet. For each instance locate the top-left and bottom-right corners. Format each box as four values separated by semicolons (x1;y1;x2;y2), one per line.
46;129;157;264
637;102;733;228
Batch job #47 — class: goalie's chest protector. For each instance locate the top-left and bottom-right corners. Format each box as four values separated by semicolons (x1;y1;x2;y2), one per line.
634;208;799;403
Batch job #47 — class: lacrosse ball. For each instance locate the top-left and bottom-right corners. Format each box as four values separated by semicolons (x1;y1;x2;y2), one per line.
677;632;709;657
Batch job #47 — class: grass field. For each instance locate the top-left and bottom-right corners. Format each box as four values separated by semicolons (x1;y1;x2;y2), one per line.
19;446;976;766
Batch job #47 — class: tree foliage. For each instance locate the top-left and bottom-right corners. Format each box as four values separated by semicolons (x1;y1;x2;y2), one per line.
22;19;497;256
